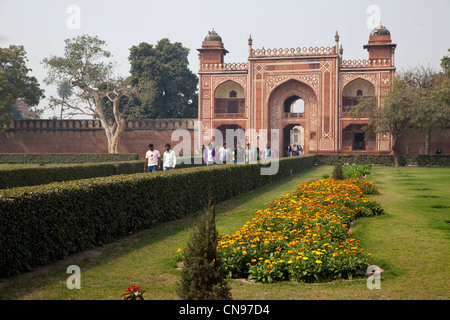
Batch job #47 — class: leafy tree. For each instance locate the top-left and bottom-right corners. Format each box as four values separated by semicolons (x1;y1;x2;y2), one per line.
349;76;418;167
178;202;232;300
403;65;450;154
42;34;138;153
128;38;198;119
441;48;450;75
0;45;44;127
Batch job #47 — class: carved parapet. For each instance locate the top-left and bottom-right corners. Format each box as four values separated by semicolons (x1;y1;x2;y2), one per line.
340;59;392;69
123;118;195;130
200;62;248;72
251;46;335;58
5;119;196;131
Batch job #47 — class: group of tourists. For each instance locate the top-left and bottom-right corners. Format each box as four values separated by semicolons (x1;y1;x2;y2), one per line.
144;141;275;172
286;144;303;157
202;142;272;166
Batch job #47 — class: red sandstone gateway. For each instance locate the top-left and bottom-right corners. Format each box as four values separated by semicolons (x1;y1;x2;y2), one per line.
197;25;397;158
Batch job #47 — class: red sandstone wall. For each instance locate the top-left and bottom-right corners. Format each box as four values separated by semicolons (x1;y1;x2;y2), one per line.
1;120;448;159
0;120;196;160
397;128;450;158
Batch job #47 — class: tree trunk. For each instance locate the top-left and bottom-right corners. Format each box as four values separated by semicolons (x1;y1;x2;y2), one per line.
94;91;126;154
110;119;124;154
71;81;129;154
392;134;399;167
425;130;431;155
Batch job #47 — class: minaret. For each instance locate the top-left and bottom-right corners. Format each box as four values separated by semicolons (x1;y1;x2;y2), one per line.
197;29;229;66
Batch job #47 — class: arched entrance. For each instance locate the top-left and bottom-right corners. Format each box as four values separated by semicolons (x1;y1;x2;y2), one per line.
268;79;318;157
282;124;304;156
216;124;245;147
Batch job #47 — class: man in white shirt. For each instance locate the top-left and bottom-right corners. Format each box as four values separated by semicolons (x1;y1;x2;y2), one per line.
217;143;231;164
144;143;161;172
292;144;298;156
163;143;176;171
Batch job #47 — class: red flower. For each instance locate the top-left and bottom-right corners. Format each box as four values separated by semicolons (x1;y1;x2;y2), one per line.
133;285;141;292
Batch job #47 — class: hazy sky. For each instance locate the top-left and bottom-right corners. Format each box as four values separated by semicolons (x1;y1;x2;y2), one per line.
1;0;449;118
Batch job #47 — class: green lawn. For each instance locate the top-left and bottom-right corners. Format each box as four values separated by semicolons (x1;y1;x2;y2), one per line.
0;165;448;300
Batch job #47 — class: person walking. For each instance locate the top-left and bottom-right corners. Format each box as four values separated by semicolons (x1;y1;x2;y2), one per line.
144;143;161;172
204;143;216;166
245;143;251;163
217;142;231;164
163;143;176;171
263;144;272;160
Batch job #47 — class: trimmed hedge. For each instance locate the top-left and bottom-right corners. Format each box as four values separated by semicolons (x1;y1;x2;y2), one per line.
412;154;450;167
0;156;204;189
0;161;143;189
314;154;407;166
0;153;139;164
0;155;316;276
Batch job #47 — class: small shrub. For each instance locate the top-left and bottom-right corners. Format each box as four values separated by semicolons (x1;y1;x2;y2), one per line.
332;163;344;180
342;164;372;179
177;203;232;300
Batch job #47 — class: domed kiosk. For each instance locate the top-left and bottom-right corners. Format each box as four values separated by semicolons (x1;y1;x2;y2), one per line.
198;29;229;65
370;23;391;36
364;23;396;61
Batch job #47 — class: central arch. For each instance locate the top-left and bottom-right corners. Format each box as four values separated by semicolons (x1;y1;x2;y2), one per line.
268;79;318;158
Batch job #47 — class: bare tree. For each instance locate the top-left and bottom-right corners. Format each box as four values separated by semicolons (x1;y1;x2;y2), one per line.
42;35;136;153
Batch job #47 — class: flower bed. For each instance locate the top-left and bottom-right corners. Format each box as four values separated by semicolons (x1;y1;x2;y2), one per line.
217;178;384;283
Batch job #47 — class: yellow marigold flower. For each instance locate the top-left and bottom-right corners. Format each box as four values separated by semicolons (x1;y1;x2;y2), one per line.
316;260;322;264
303;257;309;260
264;259;270;264
279;260;285;263
287;260;293;264
177;248;181;253
242;251;247;255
